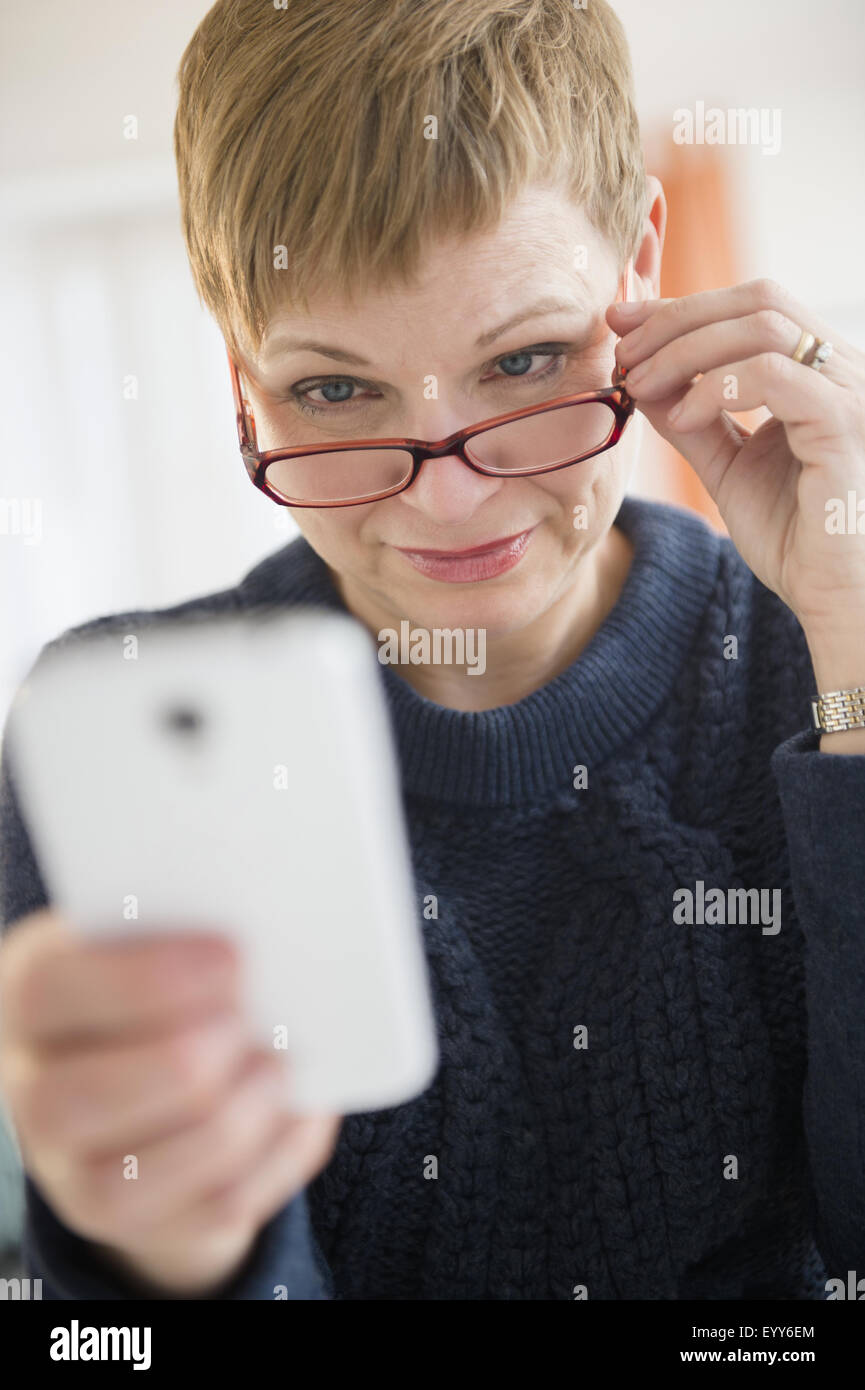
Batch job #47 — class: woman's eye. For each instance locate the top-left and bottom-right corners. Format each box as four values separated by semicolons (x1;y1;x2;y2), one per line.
306;380;358;405
291;380;370;416
487;349;560;380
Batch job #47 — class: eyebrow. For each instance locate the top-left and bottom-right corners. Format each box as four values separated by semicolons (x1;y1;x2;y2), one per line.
263;297;592;366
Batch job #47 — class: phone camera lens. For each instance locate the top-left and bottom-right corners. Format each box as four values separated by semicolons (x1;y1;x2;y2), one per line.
162;704;203;736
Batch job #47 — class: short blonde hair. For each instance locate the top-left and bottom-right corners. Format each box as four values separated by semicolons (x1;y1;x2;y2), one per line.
174;0;646;359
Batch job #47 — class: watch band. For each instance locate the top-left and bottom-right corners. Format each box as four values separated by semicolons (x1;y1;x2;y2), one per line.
811;685;865;734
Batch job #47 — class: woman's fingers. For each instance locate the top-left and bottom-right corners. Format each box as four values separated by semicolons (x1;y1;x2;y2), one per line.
660;352;856;466
0;909;342;1297
608;278;861;371
618;310;830;402
58;1051;292;1240
194;1109;342;1234
0;909;241;1046
5;1008;250;1154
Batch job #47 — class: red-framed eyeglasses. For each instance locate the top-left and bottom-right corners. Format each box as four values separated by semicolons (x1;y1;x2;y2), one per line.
228;262;636;508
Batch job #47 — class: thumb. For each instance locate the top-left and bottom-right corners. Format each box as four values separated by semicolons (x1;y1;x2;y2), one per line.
632;384;750;505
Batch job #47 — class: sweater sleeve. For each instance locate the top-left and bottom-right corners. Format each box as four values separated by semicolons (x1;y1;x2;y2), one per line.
21;1172;333;1300
0;714;335;1301
770;726;865;1278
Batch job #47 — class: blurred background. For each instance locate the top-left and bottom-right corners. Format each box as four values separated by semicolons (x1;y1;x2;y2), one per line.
0;0;864;1255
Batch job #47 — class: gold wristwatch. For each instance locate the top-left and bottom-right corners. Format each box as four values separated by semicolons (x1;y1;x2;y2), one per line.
811;685;865;734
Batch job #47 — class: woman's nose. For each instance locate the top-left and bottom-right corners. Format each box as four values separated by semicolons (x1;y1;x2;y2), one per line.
397;449;505;526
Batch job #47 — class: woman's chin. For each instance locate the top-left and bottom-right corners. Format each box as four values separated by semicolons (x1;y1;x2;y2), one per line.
382;571;556;640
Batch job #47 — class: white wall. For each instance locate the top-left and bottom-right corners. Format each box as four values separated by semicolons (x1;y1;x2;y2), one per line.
1;0;863;715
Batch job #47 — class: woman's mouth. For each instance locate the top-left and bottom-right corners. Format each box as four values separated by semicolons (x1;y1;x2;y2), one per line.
394;526;536;583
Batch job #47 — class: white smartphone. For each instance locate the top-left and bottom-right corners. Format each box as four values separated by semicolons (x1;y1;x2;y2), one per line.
5;606;439;1115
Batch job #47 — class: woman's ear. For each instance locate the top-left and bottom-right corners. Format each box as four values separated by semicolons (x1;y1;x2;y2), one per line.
632;174;667;302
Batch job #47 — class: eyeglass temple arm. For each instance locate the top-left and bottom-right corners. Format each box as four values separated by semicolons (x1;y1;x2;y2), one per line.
228;349;258;453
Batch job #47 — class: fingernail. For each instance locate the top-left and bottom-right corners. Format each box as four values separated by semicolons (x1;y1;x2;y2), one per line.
667;400;685;423
616;302;642;316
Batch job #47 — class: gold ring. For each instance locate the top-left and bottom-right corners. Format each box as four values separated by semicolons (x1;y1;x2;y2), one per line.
791;329;816;363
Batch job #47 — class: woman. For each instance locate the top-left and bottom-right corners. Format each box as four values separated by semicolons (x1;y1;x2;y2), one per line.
1;0;864;1301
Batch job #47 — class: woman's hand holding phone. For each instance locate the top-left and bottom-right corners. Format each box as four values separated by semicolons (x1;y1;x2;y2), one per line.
0;908;341;1297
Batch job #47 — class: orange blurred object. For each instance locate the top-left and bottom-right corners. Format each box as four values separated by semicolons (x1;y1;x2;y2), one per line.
643;137;768;535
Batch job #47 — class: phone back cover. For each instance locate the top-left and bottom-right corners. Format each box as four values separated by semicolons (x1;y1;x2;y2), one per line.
7;607;439;1114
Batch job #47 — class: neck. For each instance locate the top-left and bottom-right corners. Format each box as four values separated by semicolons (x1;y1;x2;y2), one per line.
333;525;635;711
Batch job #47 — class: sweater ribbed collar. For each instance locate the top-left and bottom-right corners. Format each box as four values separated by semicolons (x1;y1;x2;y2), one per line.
238;496;723;806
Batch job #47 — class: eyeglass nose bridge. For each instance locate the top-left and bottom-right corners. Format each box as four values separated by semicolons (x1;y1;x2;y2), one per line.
407;432;485;471
377;442;463;502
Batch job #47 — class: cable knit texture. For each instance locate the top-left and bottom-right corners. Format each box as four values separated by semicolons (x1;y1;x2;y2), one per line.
2;494;865;1300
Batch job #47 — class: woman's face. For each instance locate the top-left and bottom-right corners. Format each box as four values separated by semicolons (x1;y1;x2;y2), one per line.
237;182;642;640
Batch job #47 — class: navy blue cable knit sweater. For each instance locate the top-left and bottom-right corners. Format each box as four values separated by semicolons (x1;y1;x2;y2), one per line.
2;494;865;1300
